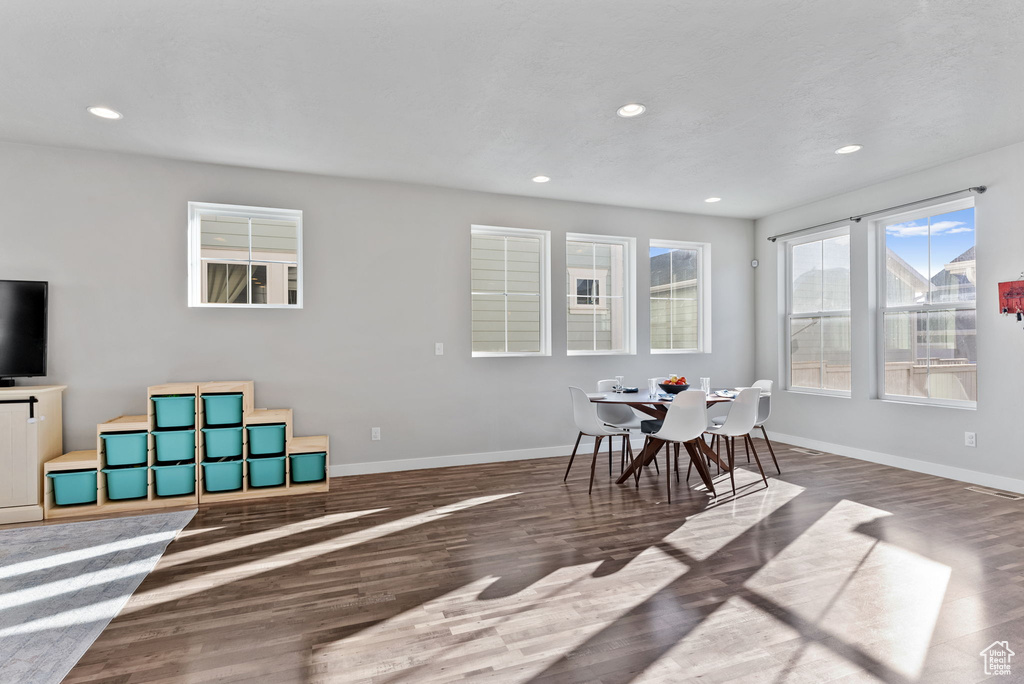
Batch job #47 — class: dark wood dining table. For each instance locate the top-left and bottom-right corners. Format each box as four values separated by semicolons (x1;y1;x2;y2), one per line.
590;390;734;494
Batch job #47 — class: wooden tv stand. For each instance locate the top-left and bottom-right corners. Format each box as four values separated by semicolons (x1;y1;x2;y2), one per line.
0;385;65;524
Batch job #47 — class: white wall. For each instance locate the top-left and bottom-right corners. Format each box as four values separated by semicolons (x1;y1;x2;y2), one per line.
755;141;1024;489
0;142;756;470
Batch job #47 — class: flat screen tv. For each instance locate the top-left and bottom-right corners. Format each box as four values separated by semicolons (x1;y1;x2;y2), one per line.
0;280;48;385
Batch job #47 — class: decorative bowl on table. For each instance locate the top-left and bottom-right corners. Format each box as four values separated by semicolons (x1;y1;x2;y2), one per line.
658;382;690;394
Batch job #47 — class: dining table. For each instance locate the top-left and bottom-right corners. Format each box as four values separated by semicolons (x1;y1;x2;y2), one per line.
590;389;736;495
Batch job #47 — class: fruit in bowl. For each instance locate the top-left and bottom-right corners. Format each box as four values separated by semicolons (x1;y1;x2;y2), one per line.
659;375;690;394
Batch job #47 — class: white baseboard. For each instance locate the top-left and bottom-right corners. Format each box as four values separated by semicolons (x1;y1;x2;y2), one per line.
768;431;1024;495
330;436;647;477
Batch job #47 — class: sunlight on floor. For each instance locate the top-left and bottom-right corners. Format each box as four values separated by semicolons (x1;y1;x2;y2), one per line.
312;545;689;682
121;493;520;616
744;499;951;681
159;508;386;568
666;469;806;561
0;555;162;615
0;530;178;581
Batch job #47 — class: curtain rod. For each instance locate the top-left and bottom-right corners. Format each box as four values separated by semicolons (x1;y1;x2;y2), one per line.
766;185;987;243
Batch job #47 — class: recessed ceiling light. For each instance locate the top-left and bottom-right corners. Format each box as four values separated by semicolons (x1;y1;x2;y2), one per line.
704;197;722;203
616;103;646;118
87;106;123;120
532;175;550;183
834;144;862;155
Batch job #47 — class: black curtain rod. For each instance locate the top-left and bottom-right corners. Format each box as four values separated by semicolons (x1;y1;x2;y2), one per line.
766;185;987;242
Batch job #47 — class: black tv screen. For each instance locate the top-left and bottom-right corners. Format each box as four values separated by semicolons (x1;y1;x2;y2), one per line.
0;280;48;378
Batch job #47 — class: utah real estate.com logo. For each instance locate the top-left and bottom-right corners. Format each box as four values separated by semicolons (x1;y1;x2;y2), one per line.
980;641;1014;676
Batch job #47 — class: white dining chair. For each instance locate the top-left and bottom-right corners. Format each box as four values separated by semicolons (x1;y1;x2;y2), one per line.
565;387;633;494
709;379;780;474
643;390;709;503
596;379;643;475
705;387;767;496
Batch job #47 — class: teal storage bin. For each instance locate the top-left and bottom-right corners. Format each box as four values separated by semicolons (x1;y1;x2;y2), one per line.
289;452;326;483
151;463;196;496
202;393;244;426
102;466;148;500
151;395;195;429
247;424;286;455
202;426;243;459
47;470;98;505
152;429;195;462
202;459;243;492
248;455;286;488
101;431;148;467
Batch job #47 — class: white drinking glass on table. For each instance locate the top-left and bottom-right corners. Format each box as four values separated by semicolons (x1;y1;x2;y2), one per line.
615;375;624;392
700;377;711;394
648;378;659;396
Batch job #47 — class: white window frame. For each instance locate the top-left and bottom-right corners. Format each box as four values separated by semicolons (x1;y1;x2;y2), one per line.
649;239;711;354
783;226;851;397
566;233;636;356
188;201;303;308
875;197;976;409
471;224;551;357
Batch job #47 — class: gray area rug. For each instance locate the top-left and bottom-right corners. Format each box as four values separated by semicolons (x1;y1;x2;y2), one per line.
0;509;196;683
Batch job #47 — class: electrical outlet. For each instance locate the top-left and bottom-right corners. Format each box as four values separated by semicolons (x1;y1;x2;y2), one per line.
371;427;381;441
435;342;444;356
965;431;976;448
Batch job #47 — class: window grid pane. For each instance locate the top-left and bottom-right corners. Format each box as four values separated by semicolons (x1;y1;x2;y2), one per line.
568;237;629;353
650;245;701;351
472;229;546;355
787;232;850;391
881;205;975;403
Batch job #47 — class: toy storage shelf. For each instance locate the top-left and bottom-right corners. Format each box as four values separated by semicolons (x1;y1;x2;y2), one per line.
43;380;329;520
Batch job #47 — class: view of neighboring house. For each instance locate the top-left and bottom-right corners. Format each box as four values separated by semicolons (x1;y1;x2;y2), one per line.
792;244;976;400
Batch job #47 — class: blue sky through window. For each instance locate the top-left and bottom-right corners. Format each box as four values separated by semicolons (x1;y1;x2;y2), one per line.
886;207;975;278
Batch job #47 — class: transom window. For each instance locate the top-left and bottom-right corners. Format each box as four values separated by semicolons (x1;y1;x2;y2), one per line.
566;234;635;355
188;202;302;308
878;198;976;406
471;225;551;356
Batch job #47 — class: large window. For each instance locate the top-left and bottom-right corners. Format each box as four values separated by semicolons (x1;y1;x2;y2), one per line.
879;199;976;405
188;202;302;308
786;228;851;393
566;234;635;354
471;225;551;356
650;240;711;353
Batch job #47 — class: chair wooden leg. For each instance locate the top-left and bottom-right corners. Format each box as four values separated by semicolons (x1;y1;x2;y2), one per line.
665;446;672;503
608;436;614;477
746;434;768;487
564;432;583;482
653;452;660;475
674;442;681;483
760;425;781;474
744;434;751;463
589;436;604;495
686;457;693;482
728;436;736;497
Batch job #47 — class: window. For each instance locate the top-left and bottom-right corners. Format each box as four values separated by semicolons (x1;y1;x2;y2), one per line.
879;199;976;406
566;234;635;354
650;240;711;353
188;202;302;308
785;228;851;393
471;225;550;356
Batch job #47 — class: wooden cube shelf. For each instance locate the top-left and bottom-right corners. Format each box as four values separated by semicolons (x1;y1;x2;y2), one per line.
42;381;328;520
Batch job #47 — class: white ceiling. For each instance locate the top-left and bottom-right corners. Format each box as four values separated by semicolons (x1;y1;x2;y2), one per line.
2;1;1022;218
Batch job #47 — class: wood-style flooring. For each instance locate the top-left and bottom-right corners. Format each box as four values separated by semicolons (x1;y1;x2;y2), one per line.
62;439;1024;683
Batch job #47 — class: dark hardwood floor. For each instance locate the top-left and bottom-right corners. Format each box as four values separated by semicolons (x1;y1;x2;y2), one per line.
63;439;1024;683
